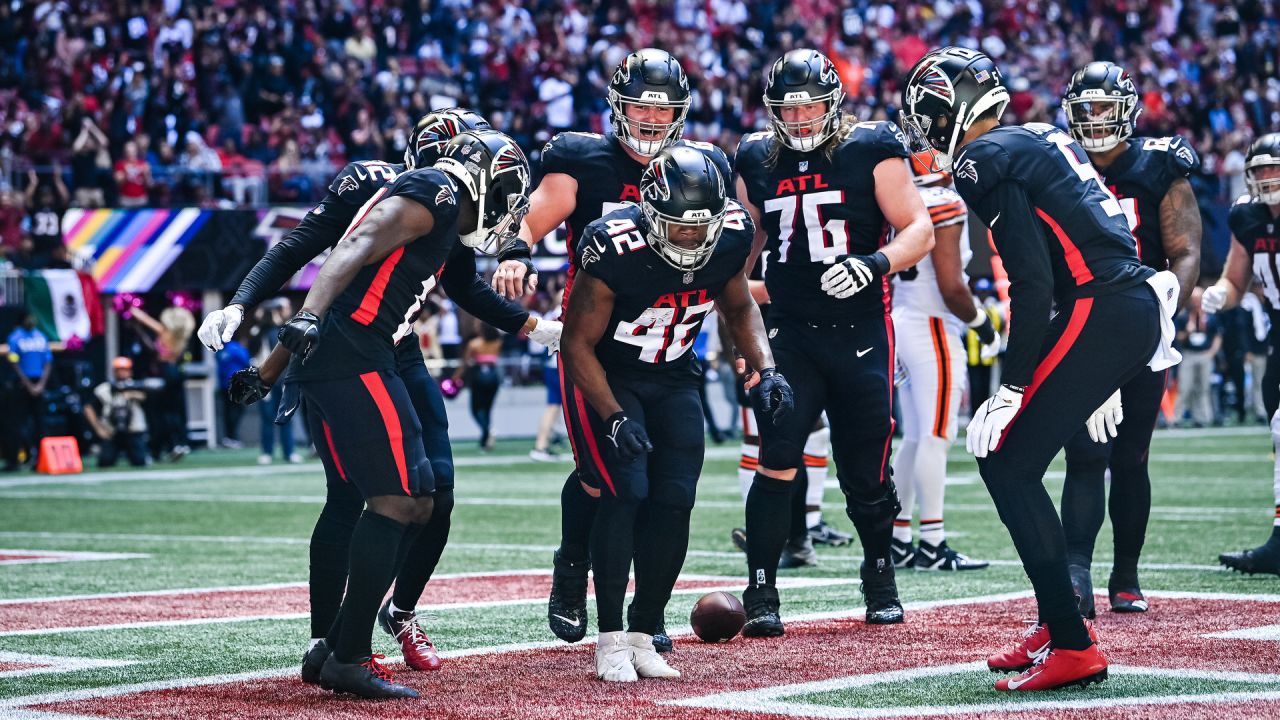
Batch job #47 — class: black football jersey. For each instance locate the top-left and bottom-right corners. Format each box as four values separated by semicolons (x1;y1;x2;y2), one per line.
735;121;910;321
540;132;735;249
1229;195;1280;313
232;160;404;309
1098;136;1199;271
296;167;461;380
571;202;753;382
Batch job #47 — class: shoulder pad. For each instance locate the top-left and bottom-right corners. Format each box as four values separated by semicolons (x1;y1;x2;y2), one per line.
329;161;401;197
952;139;1010;200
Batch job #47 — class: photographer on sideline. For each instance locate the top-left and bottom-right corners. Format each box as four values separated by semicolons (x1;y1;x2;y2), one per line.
85;357;157;467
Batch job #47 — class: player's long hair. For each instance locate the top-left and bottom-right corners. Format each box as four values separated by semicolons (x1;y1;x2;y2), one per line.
764;115;858;169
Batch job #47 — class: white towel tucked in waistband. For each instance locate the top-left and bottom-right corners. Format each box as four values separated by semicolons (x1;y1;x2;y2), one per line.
1145;270;1182;372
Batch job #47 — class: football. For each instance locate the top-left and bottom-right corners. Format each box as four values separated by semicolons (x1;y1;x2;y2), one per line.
690;591;747;642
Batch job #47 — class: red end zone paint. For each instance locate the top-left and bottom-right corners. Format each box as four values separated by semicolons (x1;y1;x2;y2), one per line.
0;554;47;564
0;574;723;634
0;661;42;673
32;597;1280;720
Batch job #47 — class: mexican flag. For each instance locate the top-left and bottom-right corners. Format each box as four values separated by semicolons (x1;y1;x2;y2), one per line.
23;269;99;343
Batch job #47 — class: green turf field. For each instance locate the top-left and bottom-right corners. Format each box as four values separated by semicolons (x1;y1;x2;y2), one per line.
1;426;1278;718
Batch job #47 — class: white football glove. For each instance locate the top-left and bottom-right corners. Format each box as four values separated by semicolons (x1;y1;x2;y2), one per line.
966;384;1024;458
528;317;563;352
1201;285;1227;314
820;256;876;299
1085;390;1124;443
197;304;245;351
967;306;1002;361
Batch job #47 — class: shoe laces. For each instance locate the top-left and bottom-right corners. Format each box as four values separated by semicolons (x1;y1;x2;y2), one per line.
363;653;393;681
402;617;435;654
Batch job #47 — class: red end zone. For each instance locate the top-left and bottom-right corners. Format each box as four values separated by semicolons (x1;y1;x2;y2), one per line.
27;595;1280;720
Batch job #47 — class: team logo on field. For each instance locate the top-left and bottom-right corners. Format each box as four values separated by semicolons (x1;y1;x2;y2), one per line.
954;158;979;184
336;176;359;195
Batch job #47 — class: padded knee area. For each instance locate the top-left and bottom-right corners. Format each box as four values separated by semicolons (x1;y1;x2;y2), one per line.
844;480;902;525
431;459;455;491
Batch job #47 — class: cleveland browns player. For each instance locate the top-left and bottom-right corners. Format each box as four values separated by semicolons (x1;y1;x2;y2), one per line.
903;46;1180;691
735;48;934;636
209;110;559;681
490;48;732;652
265;130;531;698
1058;61;1202;615
1202;132;1280;577
889;150;997;572
560;145;791;681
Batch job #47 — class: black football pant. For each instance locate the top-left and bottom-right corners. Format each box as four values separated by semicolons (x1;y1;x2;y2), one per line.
749;314;898;589
589;376;704;635
1262;313;1280;420
306;358;457;640
1061;368;1167;581
977;285;1160;650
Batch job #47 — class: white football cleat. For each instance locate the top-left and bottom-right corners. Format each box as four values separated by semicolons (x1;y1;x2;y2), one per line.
627;632;680;678
595;631;637;682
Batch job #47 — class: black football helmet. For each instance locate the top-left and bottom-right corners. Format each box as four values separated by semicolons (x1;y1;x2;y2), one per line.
435;130;531;254
405;108;491;170
900;46;1009;171
607;48;691;157
640;146;728;271
764;49;845;152
1062;61;1140;153
1246;132;1280;204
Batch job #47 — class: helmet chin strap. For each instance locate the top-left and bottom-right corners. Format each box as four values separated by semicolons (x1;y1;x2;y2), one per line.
937;100;968;172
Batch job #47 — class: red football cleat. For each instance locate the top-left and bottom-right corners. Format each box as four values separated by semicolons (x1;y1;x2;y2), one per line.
987;622;1050;673
995;642;1108;691
378;600;442;672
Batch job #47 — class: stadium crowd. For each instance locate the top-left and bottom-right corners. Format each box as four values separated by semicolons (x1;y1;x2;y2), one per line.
0;0;1278;466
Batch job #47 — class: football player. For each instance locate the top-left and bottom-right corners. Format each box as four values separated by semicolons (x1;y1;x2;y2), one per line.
1058;61;1202;614
263;130;531;698
208;110;560;681
560;146;792;681
889;149;998;572
489;48;733;651
902;47;1180;691
734;48;934;636
1202;132;1280;577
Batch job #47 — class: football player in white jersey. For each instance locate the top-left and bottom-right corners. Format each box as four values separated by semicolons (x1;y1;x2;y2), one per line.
889;150;999;571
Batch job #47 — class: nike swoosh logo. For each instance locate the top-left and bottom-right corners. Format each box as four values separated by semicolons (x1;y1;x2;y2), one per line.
990;212;1001;226
1006;670;1041;690
857;348;873;358
551;614;582;628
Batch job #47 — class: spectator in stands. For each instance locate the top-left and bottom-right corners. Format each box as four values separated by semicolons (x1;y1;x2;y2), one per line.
86;356;151;468
69;114;110;208
0;189;25;261
114;141;152;209
268;138;311;203
24;168;68;269
5;311;52;469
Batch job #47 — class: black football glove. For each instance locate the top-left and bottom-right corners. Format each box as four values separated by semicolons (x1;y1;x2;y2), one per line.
603;411;653;462
278;310;320;361
751;367;795;425
496;237;538;292
970;312;997;345
228;367;271;406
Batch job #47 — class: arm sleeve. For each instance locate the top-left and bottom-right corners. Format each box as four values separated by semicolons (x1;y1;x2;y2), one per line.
973;181;1055;388
439;246;530;334
229;193;354;308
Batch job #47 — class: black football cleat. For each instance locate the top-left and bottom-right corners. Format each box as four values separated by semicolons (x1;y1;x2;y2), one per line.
319;654;419;699
1219;543;1280;576
860;562;904;624
1069;563;1096;619
778;535;818;568
730;527;748;554
301;639;331;687
808;520;854;547
913;540;990;571
890;538;916;568
742;585;784;638
548;550;590;642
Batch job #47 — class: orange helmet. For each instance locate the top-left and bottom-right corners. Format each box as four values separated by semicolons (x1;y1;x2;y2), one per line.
111;356;133;371
910;149;951;186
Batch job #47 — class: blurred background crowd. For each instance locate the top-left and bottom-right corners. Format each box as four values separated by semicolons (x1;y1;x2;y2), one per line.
0;0;1277;467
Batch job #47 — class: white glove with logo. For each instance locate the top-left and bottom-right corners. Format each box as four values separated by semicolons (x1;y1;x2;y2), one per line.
1085;390;1124;443
820;252;889;300
197;304;245;351
528;317;563;352
966;384;1024;458
1201;285;1227;314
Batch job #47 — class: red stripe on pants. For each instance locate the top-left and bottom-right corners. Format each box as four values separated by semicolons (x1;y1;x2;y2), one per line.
359;372;409;494
322;420;348;482
995;297;1094;452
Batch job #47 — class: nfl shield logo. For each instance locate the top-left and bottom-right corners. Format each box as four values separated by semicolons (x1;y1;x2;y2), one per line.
682;271;694;284
799;161;809;172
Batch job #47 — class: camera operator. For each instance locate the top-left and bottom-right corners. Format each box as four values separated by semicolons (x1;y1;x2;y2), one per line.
85;357;158;467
